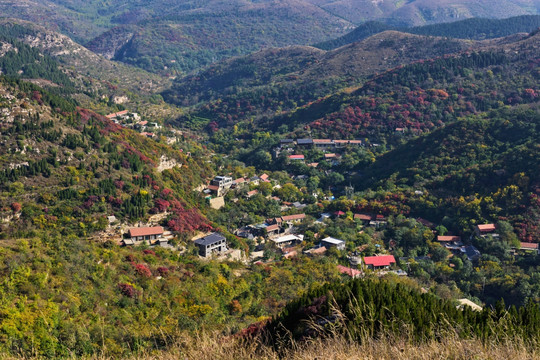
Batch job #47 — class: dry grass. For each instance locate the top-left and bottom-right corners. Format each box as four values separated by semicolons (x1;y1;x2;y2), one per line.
0;332;537;360
51;331;534;360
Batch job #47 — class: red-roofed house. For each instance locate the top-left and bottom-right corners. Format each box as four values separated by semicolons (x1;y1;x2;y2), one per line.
281;213;306;224
288;154;305;161
475;224;497;237
363;255;396;270
313;139;333;149
354;214;372;222
437;236;462;242
260;173;270;182
246;190;259;198
125;226;164;245
337;265;362;278
519;242;539;254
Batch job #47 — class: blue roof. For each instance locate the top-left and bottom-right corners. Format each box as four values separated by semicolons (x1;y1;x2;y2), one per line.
194;233;226;246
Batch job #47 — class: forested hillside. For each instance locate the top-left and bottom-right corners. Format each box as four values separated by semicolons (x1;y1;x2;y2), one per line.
0;78;211;239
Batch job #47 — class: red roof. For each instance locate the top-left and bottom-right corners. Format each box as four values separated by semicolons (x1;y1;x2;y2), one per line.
477;224;496;232
376;214;385;220
266;224;280;232
520;242;539;250
313;139;332;144
281;214;306;221
207;185;219;191
437;235;461;242
324;153;337;158
334;211;345;216
289;155;305;160
354;214;372;221
337;265;362;277
247;190;259;196
363;255;396;267
128;226;164;237
234;178;245;184
260;174;269;181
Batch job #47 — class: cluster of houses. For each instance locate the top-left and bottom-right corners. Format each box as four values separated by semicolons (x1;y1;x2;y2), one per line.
275;138;366;165
105;110;162;139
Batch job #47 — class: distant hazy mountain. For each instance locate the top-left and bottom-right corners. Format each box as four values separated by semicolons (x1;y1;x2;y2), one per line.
316;15;540;50
1;0;539;74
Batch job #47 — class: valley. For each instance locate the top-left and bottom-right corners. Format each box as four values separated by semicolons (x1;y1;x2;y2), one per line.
0;5;538;359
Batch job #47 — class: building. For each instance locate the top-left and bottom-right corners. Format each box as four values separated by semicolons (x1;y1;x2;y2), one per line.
363;255;396;270
461;245;481;261
354;213;372;223
517;242;539;255
281;213;306;225
125;226;164;245
437;235;462;242
270;234;303;248
313;139;333;149
475;224;498;237
297;139;313;147
211;176;233;189
288;154;305;161
194;233;228;257
320;236;345;250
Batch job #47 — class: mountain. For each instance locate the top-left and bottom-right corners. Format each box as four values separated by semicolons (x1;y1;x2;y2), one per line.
85;1;353;75
164;31;478;128
316;15;540;50
2;1;539;75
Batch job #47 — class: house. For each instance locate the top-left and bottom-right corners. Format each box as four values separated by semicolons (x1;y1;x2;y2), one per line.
249;176;260;186
105;110;129;119
297;139;313;147
211;176;233;189
354;213;372;224
125;226;164;245
320;237;345;250
246;190;259;198
363;255;396;270
288;154;305;161
437;235;462;243
324;153;337;159
313;139;334;149
265;223;282;236
517;242;539;255
270;234;303;248
281;213;306;225
260;173;270;182
461;245;481;261
474;224;498;237
233;178;247;188
337;265;362;278
194;233;227;257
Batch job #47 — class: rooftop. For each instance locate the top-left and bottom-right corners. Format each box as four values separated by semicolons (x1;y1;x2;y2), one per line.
437;235;461;242
128;226;164;237
194;233;226;246
281;214;306;221
363;255;396;267
321;236;345;245
477;224;496;232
